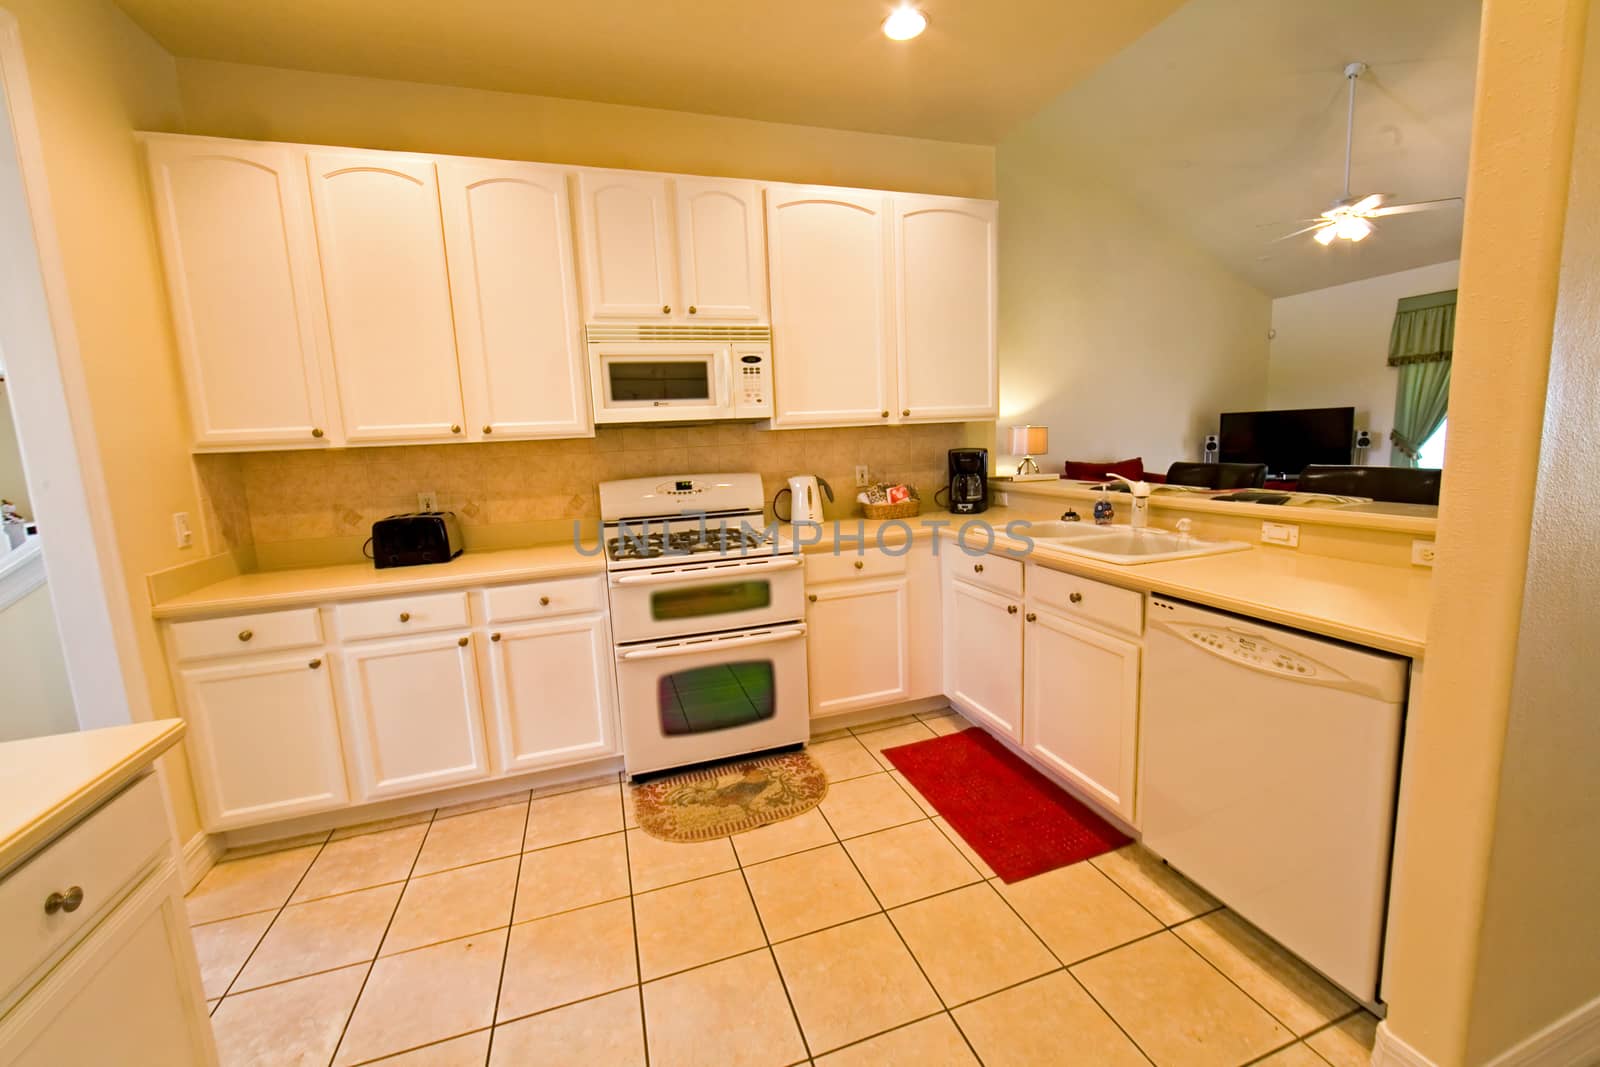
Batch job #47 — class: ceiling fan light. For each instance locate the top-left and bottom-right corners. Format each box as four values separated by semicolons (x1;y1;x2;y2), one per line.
1335;217;1373;241
882;4;928;40
1314;226;1338;246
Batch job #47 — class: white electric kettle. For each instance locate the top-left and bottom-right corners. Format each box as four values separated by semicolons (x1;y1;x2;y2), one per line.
783;475;833;525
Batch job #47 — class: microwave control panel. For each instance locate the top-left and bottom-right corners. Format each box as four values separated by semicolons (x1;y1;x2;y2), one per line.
733;347;772;417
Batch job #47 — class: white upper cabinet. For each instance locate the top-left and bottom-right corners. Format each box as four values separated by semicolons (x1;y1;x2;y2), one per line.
306;149;466;443
577;170;676;319
894;195;999;421
144;136;336;448
674;178;767;321
438;160;591;440
766;186;895;426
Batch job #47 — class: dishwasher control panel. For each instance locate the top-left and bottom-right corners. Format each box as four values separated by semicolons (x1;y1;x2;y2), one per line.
1182;626;1323;680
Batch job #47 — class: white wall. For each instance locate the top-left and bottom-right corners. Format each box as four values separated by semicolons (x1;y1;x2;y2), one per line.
996;106;1270;476
1267;261;1460;466
0;574;75;741
0;381;31;518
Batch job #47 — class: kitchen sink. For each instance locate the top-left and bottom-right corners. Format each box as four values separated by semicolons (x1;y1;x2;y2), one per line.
1018;523;1250;565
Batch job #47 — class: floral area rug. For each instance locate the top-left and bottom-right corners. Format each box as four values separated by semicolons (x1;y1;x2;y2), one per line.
631;750;828;843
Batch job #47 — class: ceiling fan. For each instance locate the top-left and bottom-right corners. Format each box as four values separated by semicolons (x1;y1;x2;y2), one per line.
1278;62;1463;246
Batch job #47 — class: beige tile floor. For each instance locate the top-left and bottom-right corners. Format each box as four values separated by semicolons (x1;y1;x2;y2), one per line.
188;709;1381;1066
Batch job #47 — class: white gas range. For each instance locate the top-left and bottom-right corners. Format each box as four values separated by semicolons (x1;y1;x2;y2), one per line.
599;473;809;777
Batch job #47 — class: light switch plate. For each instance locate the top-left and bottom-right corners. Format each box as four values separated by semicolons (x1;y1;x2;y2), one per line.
172;511;192;549
1261;521;1300;548
854;465;870;488
417;491;439;512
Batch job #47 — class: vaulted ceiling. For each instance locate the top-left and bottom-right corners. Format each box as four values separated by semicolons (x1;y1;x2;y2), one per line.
112;0;1187;145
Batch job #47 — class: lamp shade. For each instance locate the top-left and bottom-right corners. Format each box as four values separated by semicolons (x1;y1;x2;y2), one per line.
1009;425;1048;455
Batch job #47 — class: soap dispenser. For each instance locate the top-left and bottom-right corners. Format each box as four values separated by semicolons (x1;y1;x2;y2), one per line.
1104;474;1152;528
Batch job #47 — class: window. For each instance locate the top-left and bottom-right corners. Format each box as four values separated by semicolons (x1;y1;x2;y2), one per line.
1417;419;1447;469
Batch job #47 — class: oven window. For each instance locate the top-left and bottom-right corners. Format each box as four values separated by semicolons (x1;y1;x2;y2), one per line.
657;660;776;736
651;580;771;622
607;360;711;403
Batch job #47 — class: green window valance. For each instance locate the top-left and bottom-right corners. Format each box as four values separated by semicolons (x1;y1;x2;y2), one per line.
1387;289;1457;366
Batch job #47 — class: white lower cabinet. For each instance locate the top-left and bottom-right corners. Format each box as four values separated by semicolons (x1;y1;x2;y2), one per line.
805;577;911;717
483;614;617;773
1022;606;1142;823
177;651;348;829
943;577;1024;740
339;631;490;799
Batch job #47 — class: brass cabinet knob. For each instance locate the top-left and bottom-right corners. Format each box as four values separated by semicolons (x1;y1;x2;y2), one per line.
973;563;984;574
399;612;411;622
1069;592;1083;604
450;424;462;434
309;658;322;669
44;886;83;915
881;410;890;418
490;632;501;642
853;560;864;570
311;428;324;439
902;409;911;417
1025;612;1037;623
238;629;253;642
662;305;672;314
539;596;551;606
1007;604;1019;615
483;425;493;434
807;593;817;602
688;305;698;314
457;636;470;647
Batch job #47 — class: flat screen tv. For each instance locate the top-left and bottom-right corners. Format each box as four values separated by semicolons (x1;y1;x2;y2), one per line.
1219;406;1355;478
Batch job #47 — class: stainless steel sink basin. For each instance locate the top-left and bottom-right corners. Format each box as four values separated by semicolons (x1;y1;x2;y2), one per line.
1018;523;1250;565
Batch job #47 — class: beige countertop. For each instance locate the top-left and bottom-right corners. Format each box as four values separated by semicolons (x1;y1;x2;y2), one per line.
0;720;185;878
152;543;604;620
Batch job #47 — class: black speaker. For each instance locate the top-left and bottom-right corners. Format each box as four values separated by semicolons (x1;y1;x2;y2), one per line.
1355;429;1374;450
1203;434;1219;463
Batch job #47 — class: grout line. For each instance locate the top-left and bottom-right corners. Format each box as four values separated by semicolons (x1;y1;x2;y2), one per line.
347;1026;491;1066
483;792;537;1067
212;831;337;1003
328;807;438;1066
616;785;651;1066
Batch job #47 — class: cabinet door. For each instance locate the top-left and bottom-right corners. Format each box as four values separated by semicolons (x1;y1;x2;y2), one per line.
577;170;676;319
439;160;591;440
894;195;998;421
307;149;465;443
765;186;895;426
944;577;1023;741
144;137;335;448
0;870;216;1067
674;178;767;321
340;631;489;799
1023;607;1141;823
178;652;348;829
483;614;618;773
905;541;943;700
805;578;910;717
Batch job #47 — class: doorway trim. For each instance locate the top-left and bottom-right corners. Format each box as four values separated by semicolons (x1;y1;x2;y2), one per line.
0;9;150;727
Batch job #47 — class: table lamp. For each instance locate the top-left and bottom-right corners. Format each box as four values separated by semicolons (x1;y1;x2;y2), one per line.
1007;425;1055;481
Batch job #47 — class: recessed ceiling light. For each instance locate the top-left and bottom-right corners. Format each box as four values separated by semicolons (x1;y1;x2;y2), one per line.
882;4;928;41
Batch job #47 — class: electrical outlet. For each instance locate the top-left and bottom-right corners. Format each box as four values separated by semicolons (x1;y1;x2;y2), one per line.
172;511;193;549
1260;521;1300;548
854;465;870;488
1411;539;1437;567
417;491;439;513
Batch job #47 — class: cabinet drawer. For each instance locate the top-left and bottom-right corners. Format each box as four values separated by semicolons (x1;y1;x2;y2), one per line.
806;550;908;585
1028;564;1143;637
168;608;322;662
336;591;470;642
483;576;605;623
0;773;169;999
944;549;1022;598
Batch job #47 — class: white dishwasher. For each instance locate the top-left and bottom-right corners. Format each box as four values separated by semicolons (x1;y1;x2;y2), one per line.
1140;595;1408;1002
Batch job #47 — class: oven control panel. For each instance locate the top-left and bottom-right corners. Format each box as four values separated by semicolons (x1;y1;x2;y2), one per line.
732;346;772;418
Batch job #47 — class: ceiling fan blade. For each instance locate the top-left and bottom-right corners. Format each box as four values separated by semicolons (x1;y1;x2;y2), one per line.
1348;194;1384;215
1370;197;1463;217
1272;221;1334;242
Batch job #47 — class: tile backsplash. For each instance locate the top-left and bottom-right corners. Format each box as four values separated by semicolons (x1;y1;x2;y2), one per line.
195;423;980;570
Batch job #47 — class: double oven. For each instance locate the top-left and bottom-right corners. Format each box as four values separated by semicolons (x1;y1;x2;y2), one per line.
600;475;810;777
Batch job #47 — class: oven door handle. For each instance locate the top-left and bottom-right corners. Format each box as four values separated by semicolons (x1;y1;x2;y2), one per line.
616;624;807;661
608;555;802;586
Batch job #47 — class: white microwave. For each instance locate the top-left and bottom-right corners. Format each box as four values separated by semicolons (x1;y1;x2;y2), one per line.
586;325;773;425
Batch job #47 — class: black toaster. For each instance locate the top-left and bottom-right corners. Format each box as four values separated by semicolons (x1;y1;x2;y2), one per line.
369;512;464;569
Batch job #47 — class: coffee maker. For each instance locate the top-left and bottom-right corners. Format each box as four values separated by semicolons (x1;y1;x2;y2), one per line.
947;448;989;514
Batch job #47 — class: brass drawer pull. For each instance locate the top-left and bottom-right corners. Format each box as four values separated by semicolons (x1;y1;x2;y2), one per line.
44;886;84;915
1025;612;1037;622
238;629;253;642
662;305;672;314
450;424;462;434
688;305;698;314
902;409;910;417
457;636;470;647
881;410;890;418
539;596;551;606
807;593;818;602
399;612;411;622
311;428;324;439
1007;604;1019;615
490;632;502;642
1069;592;1083;604
973;564;984;574
483;425;493;434
853;560;864;570
309;658;322;669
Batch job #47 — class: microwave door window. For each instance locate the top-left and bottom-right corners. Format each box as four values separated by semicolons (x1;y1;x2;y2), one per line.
657;660;776;736
608;360;712;403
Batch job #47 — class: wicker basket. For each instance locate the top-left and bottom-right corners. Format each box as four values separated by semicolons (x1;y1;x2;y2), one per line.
860;499;921;520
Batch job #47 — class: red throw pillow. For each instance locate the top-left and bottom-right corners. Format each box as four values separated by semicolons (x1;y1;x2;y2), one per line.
1062;457;1145;482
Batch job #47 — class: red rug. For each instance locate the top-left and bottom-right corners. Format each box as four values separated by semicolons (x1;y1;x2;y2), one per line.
883;727;1131;883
